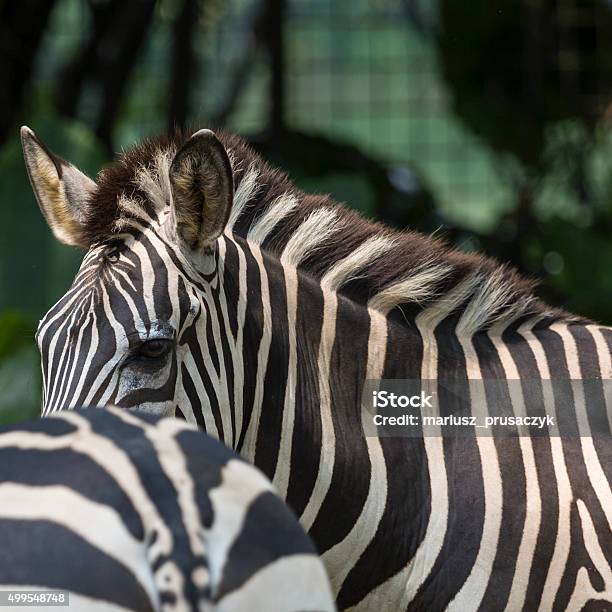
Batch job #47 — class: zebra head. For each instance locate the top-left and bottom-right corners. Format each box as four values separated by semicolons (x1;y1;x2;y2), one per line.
22;126;238;421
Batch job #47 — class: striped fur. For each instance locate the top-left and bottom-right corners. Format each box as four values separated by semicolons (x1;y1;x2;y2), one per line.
24;128;612;610
0;406;335;611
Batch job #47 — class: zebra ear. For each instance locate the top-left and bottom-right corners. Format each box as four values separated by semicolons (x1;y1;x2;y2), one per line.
20;126;96;249
169;129;234;250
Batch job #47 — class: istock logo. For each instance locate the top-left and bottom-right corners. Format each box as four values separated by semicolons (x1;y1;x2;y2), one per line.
363;378;606;439
372;390;434;409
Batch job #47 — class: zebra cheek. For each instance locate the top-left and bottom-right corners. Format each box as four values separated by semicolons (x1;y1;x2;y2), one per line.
115;358;176;414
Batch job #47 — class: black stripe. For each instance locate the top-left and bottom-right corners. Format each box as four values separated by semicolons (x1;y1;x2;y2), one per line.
176;427;238;528
254;252;289;480
0;446;143;540
1;418;76;436
181;363;206;428
286;272;323;517
339;309;429;608
203;291;221;376
409;311;483;610
218;491;316;598
0;519;154;611
569;325;610;436
220;239;241;342
236;240;265;451
309;292;371;555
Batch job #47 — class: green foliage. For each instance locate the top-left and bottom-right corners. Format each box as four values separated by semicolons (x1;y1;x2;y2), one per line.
0;310;36;363
524;218;612;322
437;0;612;168
0;310;40;425
0;345;40;425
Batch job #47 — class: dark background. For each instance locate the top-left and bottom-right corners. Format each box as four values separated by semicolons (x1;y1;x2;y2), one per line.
1;0;611;423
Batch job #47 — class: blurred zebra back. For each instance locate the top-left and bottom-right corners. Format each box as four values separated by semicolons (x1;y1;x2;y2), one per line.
0;406;335;612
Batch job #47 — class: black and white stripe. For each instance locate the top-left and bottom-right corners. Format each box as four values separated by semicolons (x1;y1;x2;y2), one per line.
0;405;335;611
23;126;612;610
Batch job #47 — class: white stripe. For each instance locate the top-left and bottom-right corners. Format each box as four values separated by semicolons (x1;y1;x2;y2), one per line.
228;166;259;229
231;241;247;443
367;262;453;313
271;262;298;498
589;325;612;378
216;555;335;612
280;208;341;267
488;317;542;612
247;194;298;245
321;235;396;291
181;351;220;436
130;240;158;324
317;238;398;592
206;459;274;588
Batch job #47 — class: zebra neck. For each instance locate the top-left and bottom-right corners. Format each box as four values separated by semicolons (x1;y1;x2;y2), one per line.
214;239;380;483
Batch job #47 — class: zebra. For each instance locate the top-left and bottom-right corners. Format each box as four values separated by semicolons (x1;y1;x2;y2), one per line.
21;125;612;610
0;404;335;612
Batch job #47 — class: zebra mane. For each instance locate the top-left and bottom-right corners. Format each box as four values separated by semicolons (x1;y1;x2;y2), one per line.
89;130;572;333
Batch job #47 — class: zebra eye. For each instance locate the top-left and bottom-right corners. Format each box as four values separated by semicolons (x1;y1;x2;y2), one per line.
138;339;172;359
104;246;121;263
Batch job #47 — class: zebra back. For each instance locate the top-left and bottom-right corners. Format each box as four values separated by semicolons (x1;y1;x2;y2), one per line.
0;406;335;612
